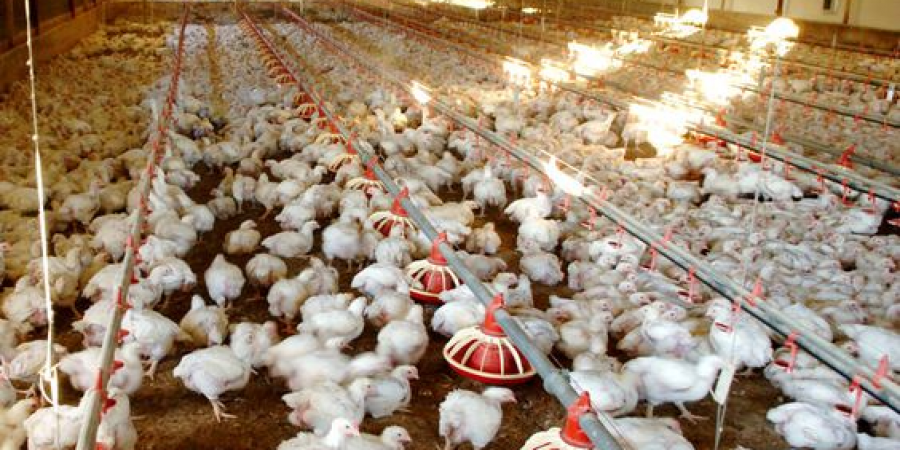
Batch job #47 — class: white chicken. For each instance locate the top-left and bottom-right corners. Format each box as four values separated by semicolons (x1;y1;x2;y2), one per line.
121;308;185;378
839;324;899;372
262;222;320;258
569;369;639;417
375;305;428;365
365;365;418;419
504;190;552;222
179;295;229;347
352;262;413;297
623;354;724;421
0;398;36;450
173;345;252;422
58;342;143;395
283;378;372;435
268;275;312;330
298;296;367;345
322;215;363;269
464;222;502;255
230;321;280;369
205;254;246;307
439;387;516;450
706;298;773;372
245;253;289;288
472;166;507;215
277;418;360;450
223;220;261;254
364;291;414;327
767;402;857;450
346;426;412;450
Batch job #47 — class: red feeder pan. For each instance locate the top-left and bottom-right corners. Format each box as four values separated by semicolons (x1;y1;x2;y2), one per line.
520;392;595;449
369;187;416;238
443;294;536;385
406;233;460;305
326;139;357;172
346;158;385;198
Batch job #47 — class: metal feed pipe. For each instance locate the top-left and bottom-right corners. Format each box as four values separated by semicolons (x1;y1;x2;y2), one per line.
240;9;628;449
75;6;192;450
383;0;899;128
340;3;900;202
281;5;900;414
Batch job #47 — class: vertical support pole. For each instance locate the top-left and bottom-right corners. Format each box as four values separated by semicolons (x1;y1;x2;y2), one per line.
842;0;852;25
69;0;76;18
775;0;784;16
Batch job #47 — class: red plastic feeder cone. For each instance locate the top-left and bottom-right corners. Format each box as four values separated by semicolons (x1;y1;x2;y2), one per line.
406;233;460;305
369;187;416;237
326;132;356;172
443;294;536;385
520;392;595;449
346;158;385;198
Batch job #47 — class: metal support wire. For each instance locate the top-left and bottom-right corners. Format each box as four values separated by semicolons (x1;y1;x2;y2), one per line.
244;9;628;449
74;6;191;450
342;3;900;203
280;5;900;414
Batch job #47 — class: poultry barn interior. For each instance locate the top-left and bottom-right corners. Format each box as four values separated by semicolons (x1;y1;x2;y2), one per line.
0;0;899;448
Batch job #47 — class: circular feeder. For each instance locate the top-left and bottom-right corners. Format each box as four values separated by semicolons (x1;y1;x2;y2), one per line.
346;158;385;198
520;392;595;449
406;233;460;305
327;133;358;172
369;187;415;237
443;294;536;385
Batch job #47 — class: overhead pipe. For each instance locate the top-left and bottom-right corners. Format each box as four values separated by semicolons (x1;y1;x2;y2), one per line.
240;9;628;449
344;3;900;202
74;6;192;450
281;5;900;414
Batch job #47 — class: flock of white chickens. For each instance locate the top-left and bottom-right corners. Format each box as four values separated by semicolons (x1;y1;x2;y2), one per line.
0;4;898;450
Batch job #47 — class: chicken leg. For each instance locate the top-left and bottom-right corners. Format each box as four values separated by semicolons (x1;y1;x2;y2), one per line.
675;402;706;423
144;360;160;380
211;399;236;422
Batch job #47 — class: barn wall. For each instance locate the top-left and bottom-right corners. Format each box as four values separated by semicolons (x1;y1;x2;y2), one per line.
783;0;843;24
618;0;900;31
0;6;99;92
852;0;900;32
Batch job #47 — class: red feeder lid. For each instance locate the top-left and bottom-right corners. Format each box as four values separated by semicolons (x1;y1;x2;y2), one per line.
561;392;594;448
407;232;459;305
481;294;505;337
519;393;595;449
428;232;448;265
391;187;410;218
